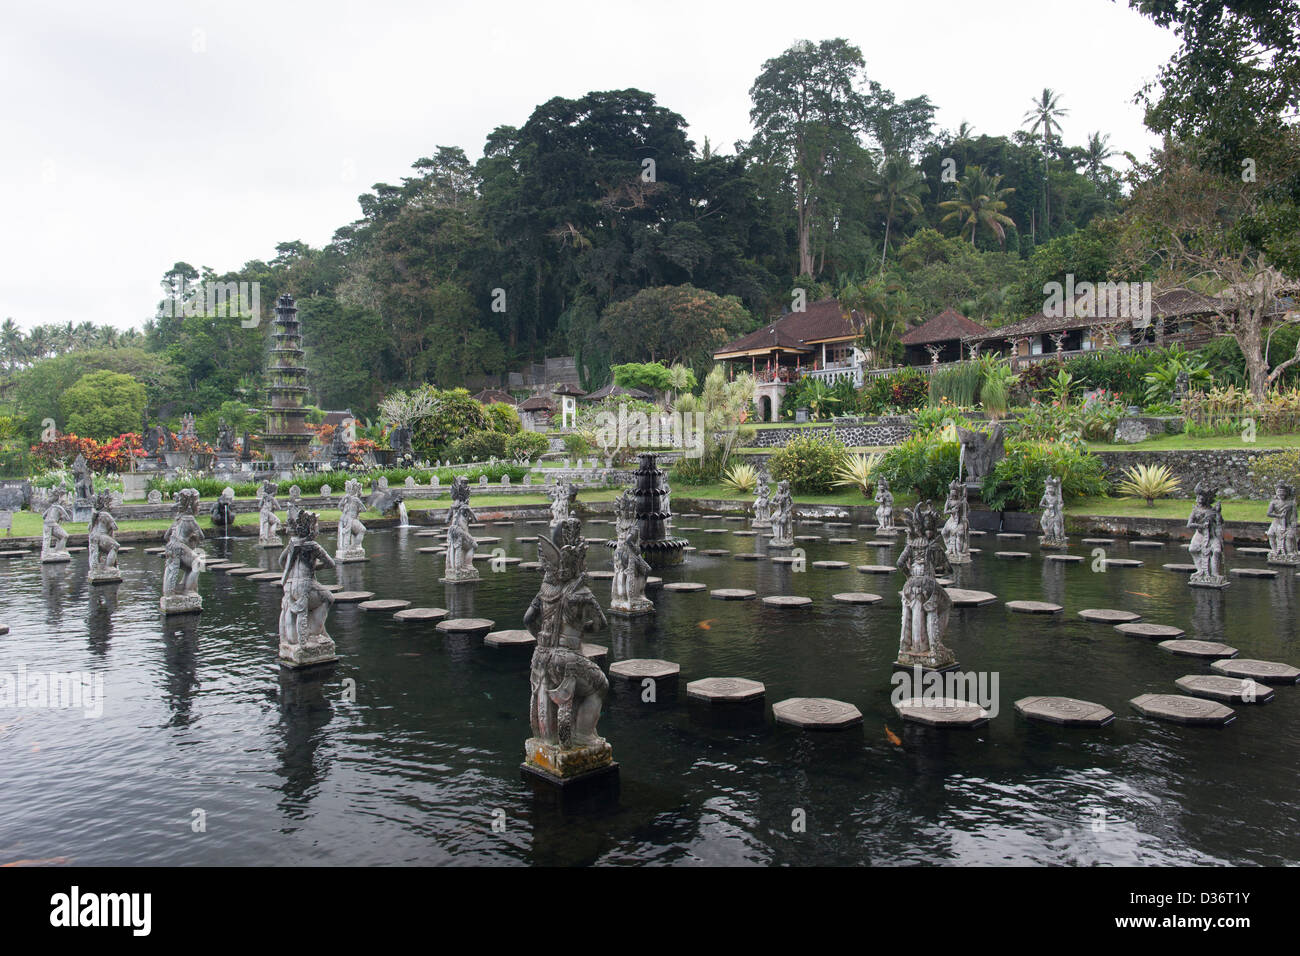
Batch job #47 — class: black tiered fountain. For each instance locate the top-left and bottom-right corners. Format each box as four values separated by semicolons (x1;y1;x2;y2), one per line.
628;453;687;568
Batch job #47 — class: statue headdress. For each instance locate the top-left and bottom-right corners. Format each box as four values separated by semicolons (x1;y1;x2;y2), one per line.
173;487;200;516
291;509;319;541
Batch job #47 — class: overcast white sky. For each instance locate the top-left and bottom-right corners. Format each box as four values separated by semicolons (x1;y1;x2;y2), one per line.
0;0;1179;332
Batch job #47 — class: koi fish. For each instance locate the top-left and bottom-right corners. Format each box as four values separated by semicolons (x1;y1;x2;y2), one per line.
885;725;902;747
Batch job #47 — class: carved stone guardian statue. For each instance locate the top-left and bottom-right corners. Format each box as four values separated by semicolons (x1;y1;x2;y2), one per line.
609;490;653;616
161;488;205;614
522;516;614;784
896;501;956;671
441;476;480;583
1038;475;1067;549
278;510;337;668
87;492;122;584
1188;483;1229;589
942;479;971;564
210;487;235;538
769;479;794;548
751;476;772;529
41;487;72;563
1266;481;1299;566
548;478;577;526
875;477;896;534
335;478;367;562
257;479;282;546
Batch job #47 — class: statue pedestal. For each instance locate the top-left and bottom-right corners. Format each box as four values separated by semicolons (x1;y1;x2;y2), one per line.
279;635;338;669
440;568;481;584
608;599;655;617
1039;537;1068;550
259;536;283;549
946;552;971;565
893;650;959;673
335;548;367;564
768;539;794;549
89;570;122;585
1267;553;1300;567
73;502;91;523
41;551;71;564
1189;575;1230;590
751;520;772;530
522;737;617;787
160;593;203;615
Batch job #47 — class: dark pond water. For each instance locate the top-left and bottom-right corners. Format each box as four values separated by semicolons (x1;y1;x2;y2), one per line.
0;515;1296;866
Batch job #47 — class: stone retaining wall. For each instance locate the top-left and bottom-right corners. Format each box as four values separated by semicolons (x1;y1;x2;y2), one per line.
746;417;914;449
1095;448;1285;499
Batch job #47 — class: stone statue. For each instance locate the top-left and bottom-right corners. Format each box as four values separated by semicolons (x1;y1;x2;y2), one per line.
335;478;367;562
896;500;955;670
239;430;252;462
441;476;479;583
1173;369;1191;402
72;453;94;504
141;423;160;456
329;425;351;467
522;516;613;784
161;488;204;614
257;479;282;546
1266;481;1299;566
942;479;971;564
1188;483;1229;589
548;478;576;527
1038;475;1067;549
956;422;1005;482
389;424;414;460
286;485;304;527
179;413;197;444
216;419;235;453
87;492;122;584
278;510;337;668
875;477;895;533
365;475;405;520
209;487;235;537
769;479;794;548
41;487;72;563
609;490;653;616
752;477;772;529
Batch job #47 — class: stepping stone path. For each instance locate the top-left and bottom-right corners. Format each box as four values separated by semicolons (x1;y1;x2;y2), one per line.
1045;554;1085;563
145;547;166;555
393;607;447;623
610;659;680;681
829;538;856;544
699;529;728;535
1175;675;1274;704
518;536;538;543
826;522;853;528
662;582;706;592
418;547;443;554
416;530;441;537
770;556;801;565
475;537;501;545
520;562;542;571
484;629;534;648
1159;639;1238;659
229;567;262;577
732;531;756;537
1078;608;1141;623
1115;622;1184;639
1006;600;1062;614
762;595;812;609
582;643;607;662
1210;659;1300;683
1102;558;1143;568
995;551;1030;560
1014;696;1115;727
436;618;494;637
1130;540;1165;548
894;698;990;728
250;572;282;582
794;535;821;542
812;560;850;569
646;578;663;588
687;677;765;703
866;540;896;547
996;532;1025;540
710;588;756;600
857;565;896;574
1130;693;1235;726
1162;564;1197;573
1235;547;1270;556
1081;538;1114;545
945;588;997;607
1230;568;1277;578
359;599;411;612
773;698;863;730
587;570;614;580
832;592;882;605
724;516;745;522
734;553;762;561
333;591;376;603
701;549;730;556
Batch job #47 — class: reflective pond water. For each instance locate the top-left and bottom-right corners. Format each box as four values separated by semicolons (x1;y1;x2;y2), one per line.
1;514;1296;866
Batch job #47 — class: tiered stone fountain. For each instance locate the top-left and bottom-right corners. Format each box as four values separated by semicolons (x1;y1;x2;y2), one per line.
627;453;688;569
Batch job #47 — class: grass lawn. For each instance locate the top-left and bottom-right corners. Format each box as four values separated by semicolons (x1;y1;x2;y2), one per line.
1089;433;1300;452
735;445;895;456
674;483;880;508
1066;496;1269;522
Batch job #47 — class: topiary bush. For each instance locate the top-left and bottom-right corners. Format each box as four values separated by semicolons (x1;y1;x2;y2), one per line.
485;402;523;434
504;430;549;461
448;429;508;462
768;432;847;494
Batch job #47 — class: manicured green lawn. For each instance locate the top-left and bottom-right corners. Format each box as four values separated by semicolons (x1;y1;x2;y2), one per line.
1089;433;1300;452
1065;496;1269;522
674;483;879;508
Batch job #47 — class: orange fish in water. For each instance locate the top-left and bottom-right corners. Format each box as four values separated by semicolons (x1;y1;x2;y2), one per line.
1;857;71;867
697;620;716;630
1124;591;1153;598
885;725;902;747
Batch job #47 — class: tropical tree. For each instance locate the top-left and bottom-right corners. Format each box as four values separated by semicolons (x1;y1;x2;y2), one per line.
1084;132;1115;184
869;155;927;270
1023;88;1068;238
938;166;1016;246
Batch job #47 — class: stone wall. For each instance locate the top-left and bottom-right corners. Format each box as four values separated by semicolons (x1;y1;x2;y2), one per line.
746;416;914;449
1096;448;1284;499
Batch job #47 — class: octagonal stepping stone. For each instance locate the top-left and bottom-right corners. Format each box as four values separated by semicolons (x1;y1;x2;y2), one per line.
116;547;135;554
688;677;765;703
526;520;548;525
646;576;662;589
144;547;166;555
702;515;724;520
1101;558;1143;568
393;607;448;623
467;523;486;529
663;581;706;592
1234;547;1270;556
359;599;412;612
865;540;896;548
436;618;494;637
770;555;802;565
828;537;857;544
493;556;522;566
710;588;756;600
583;538;609;545
228;567;262;577
701;549;730;556
320;584;343;593
936;577;954;586
581;643;607;662
475;536;501;545
794;535;822;542
517;536;538;543
762;595;812;609
732;530;757;537
587;570;614;580
826;521;852;528
734;553;762;561
1162;563;1197;573
1078;608;1141;623
774;697;862;730
996;532;1025;540
724;516;745;522
1159;639;1238;659
676;526;699;532
832;592;882;605
416;530;441;537
1045;554;1084;563
682;546;697;553
1230;567;1277;578
812;560;850;569
332;590;376;603
679;513;700;518
1130;540;1165;548
1175;674;1274;704
1115;622;1185;639
995;551;1030;560
418;547;444;554
798;519;822;525
1130;693;1235;726
894;698;990;728
1014;696;1115;727
857;564;896;574
251;572;283;582
492;521;515;527
520;561;542;571
1210;659;1300;683
610;659;680;681
1006;600;1063;614
945;588;997;607
1081;538;1114;545
484;629;535;648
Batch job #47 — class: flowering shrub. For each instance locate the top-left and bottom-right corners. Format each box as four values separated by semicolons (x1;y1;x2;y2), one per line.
980;440;1108;511
30;432;146;473
768;433;847;494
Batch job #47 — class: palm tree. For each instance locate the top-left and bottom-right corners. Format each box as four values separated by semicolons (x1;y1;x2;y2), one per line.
938;166;1016;247
1084;131;1114;184
840;276;904;367
1023;88;1068;240
869;155;927;271
0;318;21;371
